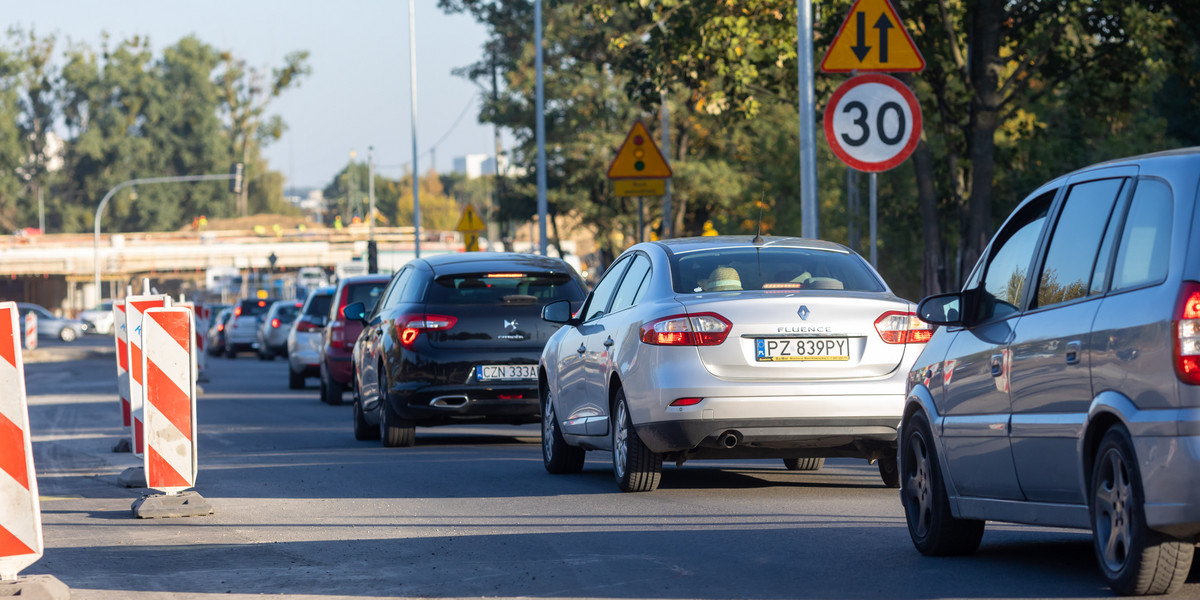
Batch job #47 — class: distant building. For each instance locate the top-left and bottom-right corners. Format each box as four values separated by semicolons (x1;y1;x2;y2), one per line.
452;154;490;179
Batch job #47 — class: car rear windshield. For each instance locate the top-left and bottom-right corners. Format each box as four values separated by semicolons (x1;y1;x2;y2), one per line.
238;299;272;317
426;272;585;305
670;246;884;294
274;304;302;322
340;282;388;314
304;293;332;318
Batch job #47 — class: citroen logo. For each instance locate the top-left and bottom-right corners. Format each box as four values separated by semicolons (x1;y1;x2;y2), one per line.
504;319;519;331
797;306;810;320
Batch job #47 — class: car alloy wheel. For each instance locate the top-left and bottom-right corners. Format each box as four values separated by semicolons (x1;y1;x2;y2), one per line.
59;327;77;342
378;367;415;447
542;389;584;474
900;412;984;555
611;388;661;492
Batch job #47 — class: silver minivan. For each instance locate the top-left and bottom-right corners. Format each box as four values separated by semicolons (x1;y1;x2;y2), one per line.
903;149;1200;595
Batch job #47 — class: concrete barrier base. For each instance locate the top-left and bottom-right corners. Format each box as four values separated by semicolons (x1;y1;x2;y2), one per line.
112;438;131;453
0;574;71;599
132;491;213;519
117;466;145;488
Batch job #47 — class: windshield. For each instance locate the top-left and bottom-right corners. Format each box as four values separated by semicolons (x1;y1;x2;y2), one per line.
427;272;585;305
669;246;884;294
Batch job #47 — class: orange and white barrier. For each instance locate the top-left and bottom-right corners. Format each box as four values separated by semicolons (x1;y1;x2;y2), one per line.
0;302;43;579
125;294;168;456
141;307;198;494
112;301;131;428
175;301;198;386
21;312;35;352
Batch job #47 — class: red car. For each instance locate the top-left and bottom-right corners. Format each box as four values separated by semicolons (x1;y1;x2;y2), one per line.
320;274;391;404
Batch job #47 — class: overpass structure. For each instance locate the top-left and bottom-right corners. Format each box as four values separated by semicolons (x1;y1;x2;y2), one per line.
0;225;464;315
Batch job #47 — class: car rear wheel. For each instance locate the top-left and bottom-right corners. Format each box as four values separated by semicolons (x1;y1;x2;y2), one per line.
321;369;344;405
612;388;661;492
542;389;584;474
1091;426;1193;596
901;411;984;555
59;327;77;342
258;348;273;361
782;458;824;471
354;396;381;441
378;369;414;447
288;367;305;390
878;455;900;488
225;347;237;359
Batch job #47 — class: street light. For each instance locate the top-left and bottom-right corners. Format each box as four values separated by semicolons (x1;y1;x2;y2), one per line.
93;174;237;300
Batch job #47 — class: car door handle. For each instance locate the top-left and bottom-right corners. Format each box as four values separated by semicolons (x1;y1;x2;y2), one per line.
1065;341;1082;365
990;354;1004;377
577;344;587;355
603;337;615;348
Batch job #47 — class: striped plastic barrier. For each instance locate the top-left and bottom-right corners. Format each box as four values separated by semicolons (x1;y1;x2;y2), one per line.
112;301;130;428
124;294;167;456
141;308;198;493
0;302;43;579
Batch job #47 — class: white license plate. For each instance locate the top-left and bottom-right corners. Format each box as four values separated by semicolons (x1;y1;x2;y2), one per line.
755;337;849;362
476;365;537;381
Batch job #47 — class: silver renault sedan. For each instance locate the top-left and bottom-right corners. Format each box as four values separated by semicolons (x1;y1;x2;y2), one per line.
538;236;931;492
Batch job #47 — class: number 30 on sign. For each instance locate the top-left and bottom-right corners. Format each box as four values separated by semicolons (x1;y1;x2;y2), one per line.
823;73;922;173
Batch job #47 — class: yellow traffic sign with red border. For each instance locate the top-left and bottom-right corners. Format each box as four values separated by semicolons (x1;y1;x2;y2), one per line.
607;121;672;179
821;0;924;73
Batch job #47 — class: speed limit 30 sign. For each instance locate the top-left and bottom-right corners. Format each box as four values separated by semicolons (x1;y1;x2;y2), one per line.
824;73;922;172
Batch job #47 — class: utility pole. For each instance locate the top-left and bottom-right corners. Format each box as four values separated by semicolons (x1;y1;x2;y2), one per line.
37;185;45;233
368;146;378;274
534;0;548;256
490;47;503;248
797;0;819;238
408;0;422;258
660;92;672;239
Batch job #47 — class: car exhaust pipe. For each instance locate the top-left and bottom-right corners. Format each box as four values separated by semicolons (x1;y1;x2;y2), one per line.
718;431;741;449
429;395;469;408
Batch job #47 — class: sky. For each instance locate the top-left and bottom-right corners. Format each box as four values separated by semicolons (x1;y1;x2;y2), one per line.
4;0;504;189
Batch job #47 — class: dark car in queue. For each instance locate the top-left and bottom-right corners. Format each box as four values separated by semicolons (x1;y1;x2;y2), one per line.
206;307;235;356
319;274;391;404
347;253;587;447
256;300;303;360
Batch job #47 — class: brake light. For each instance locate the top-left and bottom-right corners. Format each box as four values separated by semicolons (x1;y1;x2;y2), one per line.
487;273;524;278
258;300;266;308
640;313;731;346
1174;282;1200;384
216;323;224;332
271;318;280;329
234;306;242;317
669;397;703;407
398;314;458;350
337;285;350;317
295;319;320;333
874;311;933;344
331;324;347;349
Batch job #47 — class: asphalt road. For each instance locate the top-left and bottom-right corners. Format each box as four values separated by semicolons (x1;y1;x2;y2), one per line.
16;336;1200;599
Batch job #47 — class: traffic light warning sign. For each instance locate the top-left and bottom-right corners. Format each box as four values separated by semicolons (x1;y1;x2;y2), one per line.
821;0;924;73
607;121;672;179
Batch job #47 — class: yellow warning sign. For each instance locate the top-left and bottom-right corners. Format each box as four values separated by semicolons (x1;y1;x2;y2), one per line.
607;121;672;180
455;204;486;232
463;233;480;252
613;179;666;197
821;0;924;73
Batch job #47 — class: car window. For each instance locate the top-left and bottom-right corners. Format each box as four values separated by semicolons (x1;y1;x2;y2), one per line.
583;256;632;321
380;268;412;312
977;190;1054;321
303;293;333;318
1111;179;1172;291
1033;178;1125;309
1089;184;1133;296
609;254;652;313
669;246;883;294
399;270;427;304
274;304;301;322
238;299;271;317
344;282;388;316
426;271;584;306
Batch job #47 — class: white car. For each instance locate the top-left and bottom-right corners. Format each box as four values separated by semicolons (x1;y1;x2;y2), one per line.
79;301;115;335
287;286;335;389
538;236;931;492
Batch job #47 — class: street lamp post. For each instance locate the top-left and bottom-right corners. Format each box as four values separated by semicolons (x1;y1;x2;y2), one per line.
93;174;236;300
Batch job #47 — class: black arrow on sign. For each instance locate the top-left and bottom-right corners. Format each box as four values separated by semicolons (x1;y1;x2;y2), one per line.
874;13;894;63
851;12;871;61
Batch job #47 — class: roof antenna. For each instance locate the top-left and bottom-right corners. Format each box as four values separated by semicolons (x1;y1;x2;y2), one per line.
752;190;765;244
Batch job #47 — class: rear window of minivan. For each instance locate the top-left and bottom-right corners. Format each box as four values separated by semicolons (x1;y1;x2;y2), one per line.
237;299;271;317
427;272;585;305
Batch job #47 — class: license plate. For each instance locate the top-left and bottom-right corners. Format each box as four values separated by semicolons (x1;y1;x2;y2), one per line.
755;338;849;362
476;365;537;381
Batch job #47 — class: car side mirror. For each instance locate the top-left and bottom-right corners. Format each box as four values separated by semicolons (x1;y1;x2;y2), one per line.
342;302;367;324
917;292;963;327
541;299;576;325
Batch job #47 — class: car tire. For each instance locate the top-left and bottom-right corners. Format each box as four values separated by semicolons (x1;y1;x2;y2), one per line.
782;457;824;471
322;370;344;405
258;348;273;361
878;455;900;488
288;367;305;390
59;327;77;342
354;397;381;441
225;347;237;359
542;389;585;474
1090;426;1193;596
612;388;661;492
378;369;414;447
901;411;984;555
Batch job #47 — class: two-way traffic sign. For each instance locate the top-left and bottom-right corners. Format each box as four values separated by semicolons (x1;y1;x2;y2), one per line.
821;0;924;73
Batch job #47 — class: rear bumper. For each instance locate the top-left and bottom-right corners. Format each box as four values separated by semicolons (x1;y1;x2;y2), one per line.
1135;432;1200;539
388;383;540;425
325;352;353;382
637;415;898;456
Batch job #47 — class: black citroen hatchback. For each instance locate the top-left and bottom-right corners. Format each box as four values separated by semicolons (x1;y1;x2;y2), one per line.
346;253;587;446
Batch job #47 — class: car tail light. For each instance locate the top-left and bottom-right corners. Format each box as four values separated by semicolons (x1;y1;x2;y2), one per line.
336;285;351;317
669;397;703;407
875;311;933;344
398;314;458;350
234;306;242;317
216;323;224;332
640;313;731;346
1174;282;1200;384
330;323;348;349
295;319;320;333
271;318;280;329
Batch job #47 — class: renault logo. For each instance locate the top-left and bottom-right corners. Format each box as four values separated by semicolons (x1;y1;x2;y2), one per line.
798;306;810;320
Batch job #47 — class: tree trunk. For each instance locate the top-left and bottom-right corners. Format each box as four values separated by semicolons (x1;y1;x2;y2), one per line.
911;139;947;297
962;0;1004;280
